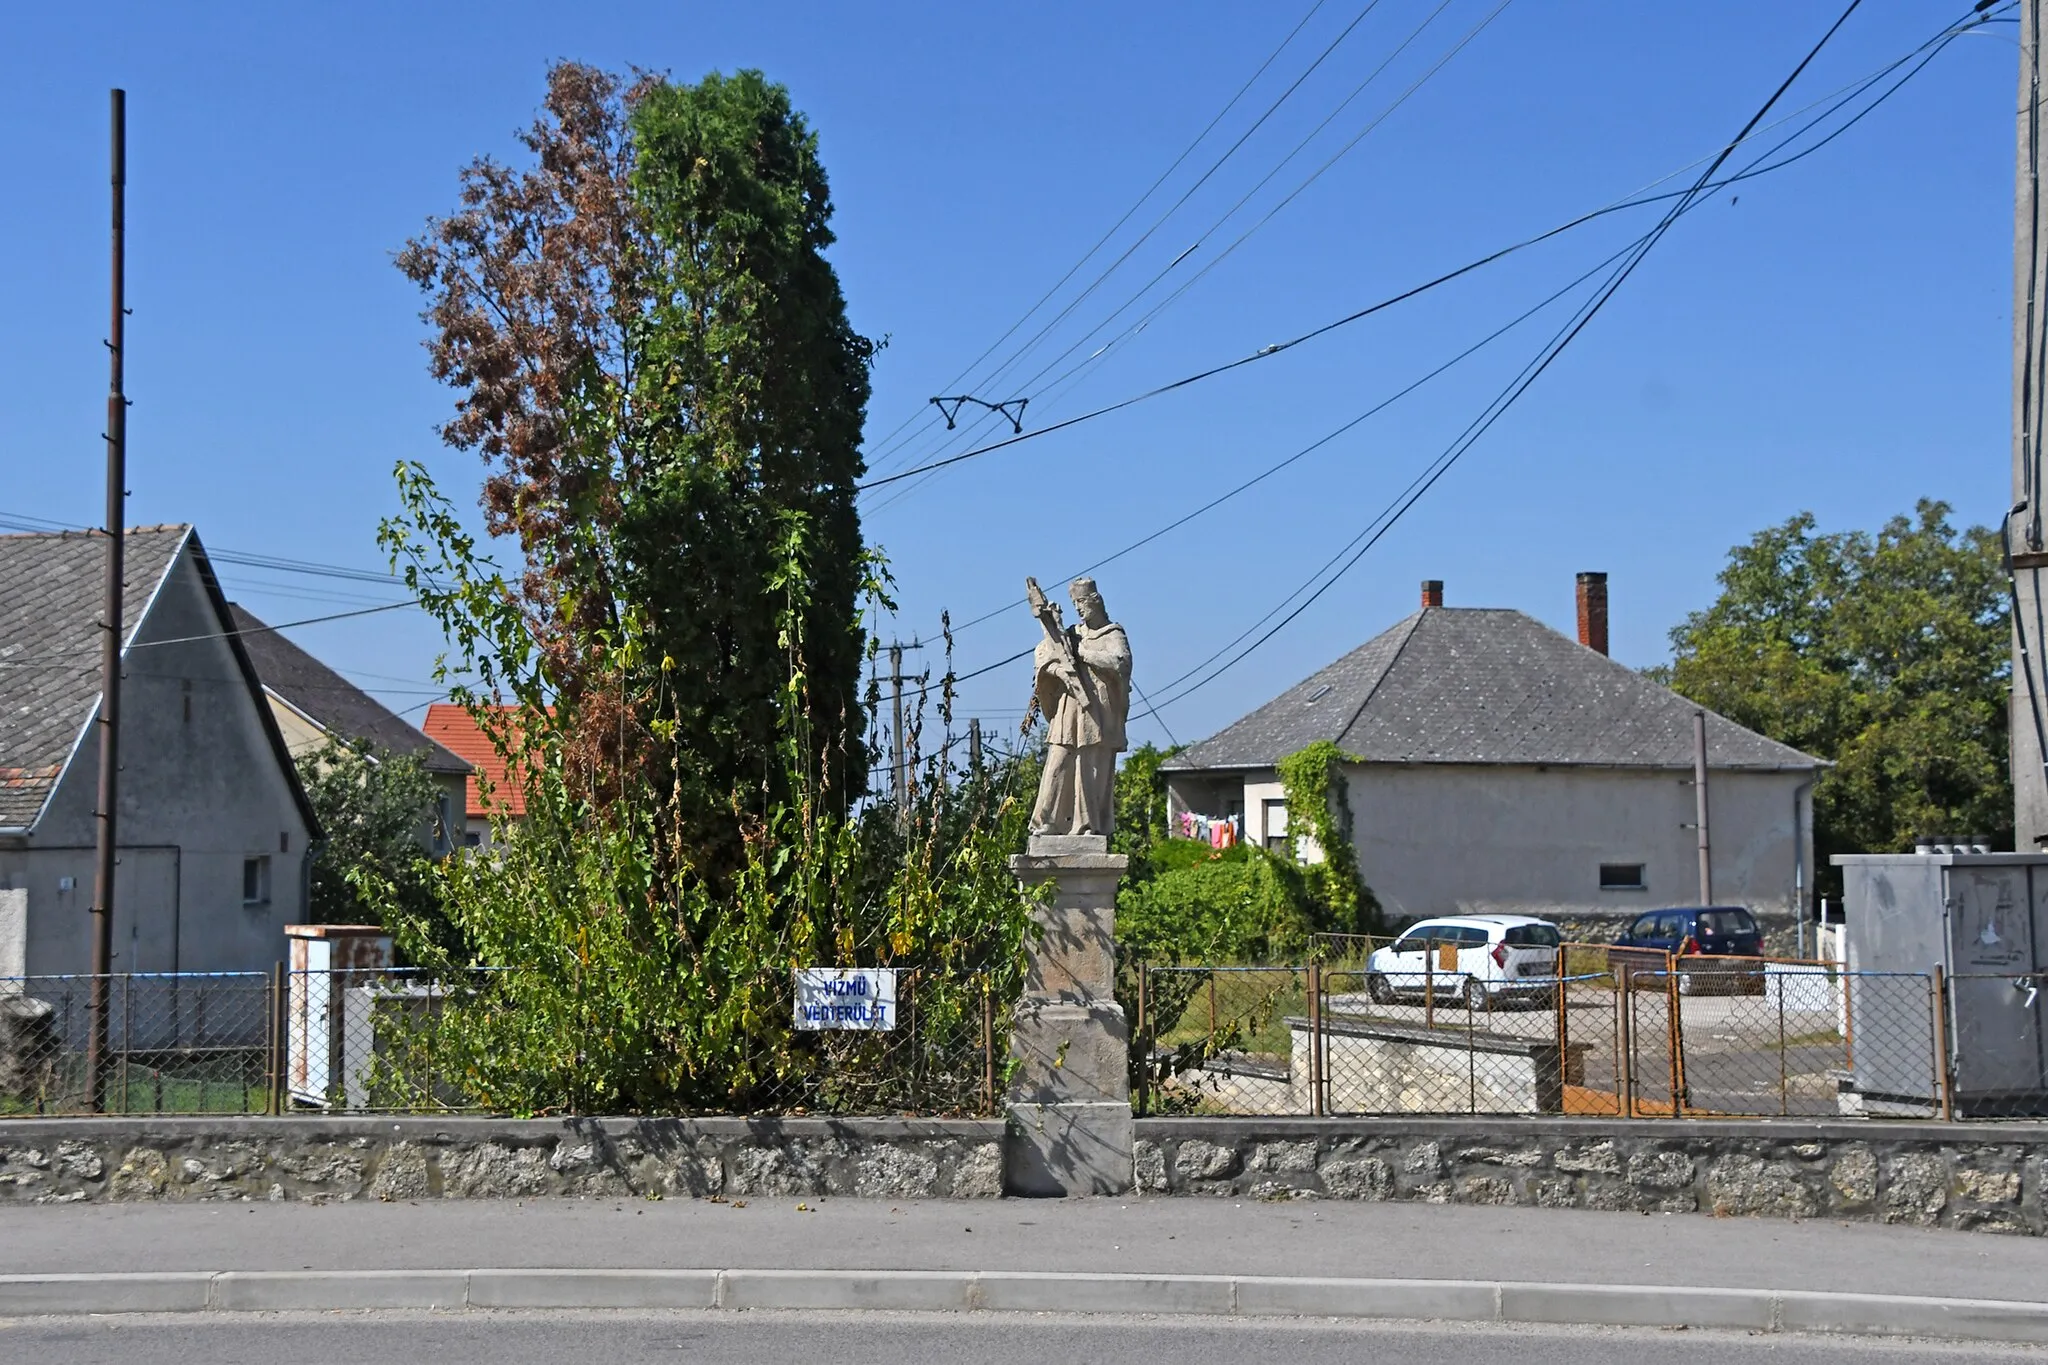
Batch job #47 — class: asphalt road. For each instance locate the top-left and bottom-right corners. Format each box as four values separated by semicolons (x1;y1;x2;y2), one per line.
6;1198;2046;1303
3;1310;2036;1364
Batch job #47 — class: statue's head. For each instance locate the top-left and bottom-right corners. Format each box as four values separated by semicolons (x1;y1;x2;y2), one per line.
1070;577;1109;628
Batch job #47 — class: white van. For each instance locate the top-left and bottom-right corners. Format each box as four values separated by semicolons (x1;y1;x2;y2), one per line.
1363;914;1562;1010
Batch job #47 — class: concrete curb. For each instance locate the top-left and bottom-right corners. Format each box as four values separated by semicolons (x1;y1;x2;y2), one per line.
0;1269;2043;1344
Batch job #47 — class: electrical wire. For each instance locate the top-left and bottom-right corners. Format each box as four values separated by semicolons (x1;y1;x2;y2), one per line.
865;0;1501;495
862;0;1997;503
859;0;1336;475
1126;0;1872;728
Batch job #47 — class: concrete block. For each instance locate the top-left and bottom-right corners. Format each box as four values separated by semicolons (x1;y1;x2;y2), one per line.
974;1271;1233;1315
1010;1002;1129;1104
1233;1276;1497;1321
207;1270;468;1312
1006;1101;1134;1196
718;1269;973;1312
0;1273;211;1315
1499;1282;1774;1331
467;1268;719;1310
1777;1290;2048;1344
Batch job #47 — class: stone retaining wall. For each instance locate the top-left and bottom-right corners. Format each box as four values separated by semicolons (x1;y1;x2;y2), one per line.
0;1116;1004;1204
1135;1116;2047;1234
2;1114;2042;1236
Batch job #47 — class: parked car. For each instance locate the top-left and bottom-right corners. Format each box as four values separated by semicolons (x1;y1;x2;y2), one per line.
1609;905;1766;994
1363;915;1562;1011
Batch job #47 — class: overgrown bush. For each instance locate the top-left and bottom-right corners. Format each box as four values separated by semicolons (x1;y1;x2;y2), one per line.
361;63;1034;1117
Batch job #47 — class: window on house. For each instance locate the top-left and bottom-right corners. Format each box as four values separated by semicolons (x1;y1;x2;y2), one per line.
1599;863;1646;891
1262;799;1289;852
433;793;454;856
464;830;483;849
242;856;271;906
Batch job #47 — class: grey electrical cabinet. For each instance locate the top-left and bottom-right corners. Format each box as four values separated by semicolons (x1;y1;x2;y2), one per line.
1834;853;2048;1117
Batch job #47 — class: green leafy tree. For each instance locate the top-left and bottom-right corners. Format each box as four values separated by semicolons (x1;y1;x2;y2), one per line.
296;741;456;954
375;64;1030;1114
394;63;873;886
1661;500;2009;892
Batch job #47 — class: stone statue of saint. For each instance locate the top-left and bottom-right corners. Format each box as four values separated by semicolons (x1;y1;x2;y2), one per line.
1026;576;1132;837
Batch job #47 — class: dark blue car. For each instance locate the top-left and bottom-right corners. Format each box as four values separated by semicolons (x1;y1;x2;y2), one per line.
1611;905;1766;994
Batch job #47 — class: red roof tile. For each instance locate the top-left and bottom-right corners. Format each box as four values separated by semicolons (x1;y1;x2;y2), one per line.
421;703;537;819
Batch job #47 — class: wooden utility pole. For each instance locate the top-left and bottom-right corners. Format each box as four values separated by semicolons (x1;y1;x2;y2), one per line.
967;717;983;773
2013;0;2048;849
87;88;128;1112
1693;709;1713;906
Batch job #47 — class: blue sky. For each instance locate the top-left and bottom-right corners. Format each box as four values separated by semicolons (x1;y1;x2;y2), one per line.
0;1;2018;756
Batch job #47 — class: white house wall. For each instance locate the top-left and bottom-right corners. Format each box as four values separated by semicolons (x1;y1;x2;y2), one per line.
1165;762;1812;925
1336;763;1810;923
0;547;312;978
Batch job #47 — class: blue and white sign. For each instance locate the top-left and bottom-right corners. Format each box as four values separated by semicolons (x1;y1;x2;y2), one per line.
793;967;898;1030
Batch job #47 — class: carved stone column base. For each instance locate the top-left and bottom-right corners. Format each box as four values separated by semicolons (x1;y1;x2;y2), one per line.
1007;847;1132;1196
1004;1100;1135;1197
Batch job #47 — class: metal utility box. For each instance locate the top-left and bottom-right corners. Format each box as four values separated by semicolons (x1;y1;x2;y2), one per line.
285;924;392;1108
1833;853;2048;1116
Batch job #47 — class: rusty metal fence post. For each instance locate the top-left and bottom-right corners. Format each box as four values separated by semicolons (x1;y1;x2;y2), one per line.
1617;972;1634;1118
266;961;286;1116
1306;962;1322;1116
1134;964;1149;1117
118;974;131;1115
1553;946;1570;1109
981;974;996;1116
1777;967;1789;1117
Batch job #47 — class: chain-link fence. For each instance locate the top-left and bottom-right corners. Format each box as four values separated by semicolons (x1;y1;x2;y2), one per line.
287;966;1009;1118
0;973;274;1116
1134;967;1310;1115
7;961;2045;1122
1132;955;2048;1122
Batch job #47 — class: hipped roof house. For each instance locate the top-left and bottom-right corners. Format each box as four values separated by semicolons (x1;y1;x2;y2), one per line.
1163;576;1822;925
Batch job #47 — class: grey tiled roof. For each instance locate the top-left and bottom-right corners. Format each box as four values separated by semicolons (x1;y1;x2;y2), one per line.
229;604;468;776
1163;607;1820;773
0;527;192;828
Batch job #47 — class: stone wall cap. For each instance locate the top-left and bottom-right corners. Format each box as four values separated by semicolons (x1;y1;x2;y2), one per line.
0;1114;1009;1143
1132;1114;2048;1142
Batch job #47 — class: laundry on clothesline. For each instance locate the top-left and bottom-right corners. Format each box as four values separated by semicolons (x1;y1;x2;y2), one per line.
1174;811;1242;849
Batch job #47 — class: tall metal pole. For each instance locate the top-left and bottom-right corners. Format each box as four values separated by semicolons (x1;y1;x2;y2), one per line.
1692;709;1713;906
2012;0;2048;849
87;88;128;1112
888;644;905;812
967;717;983;773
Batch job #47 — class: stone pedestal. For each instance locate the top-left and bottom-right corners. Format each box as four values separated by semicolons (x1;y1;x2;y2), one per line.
1006;836;1132;1195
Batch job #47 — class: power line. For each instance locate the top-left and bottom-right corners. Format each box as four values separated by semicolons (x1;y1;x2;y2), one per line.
942;224;1662;645
1129;0;1873;728
15;599;423;662
860;1;1992;499
860;0;1334;475
899;0;1396;443
0;512;443;593
866;0;1500;497
985;0;1507;426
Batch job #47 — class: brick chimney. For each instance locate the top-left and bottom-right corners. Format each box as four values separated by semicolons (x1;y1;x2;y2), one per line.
1421;580;1444;609
1576;572;1609;655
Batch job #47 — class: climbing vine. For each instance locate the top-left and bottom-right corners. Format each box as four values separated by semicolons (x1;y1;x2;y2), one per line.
1275;740;1378;935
